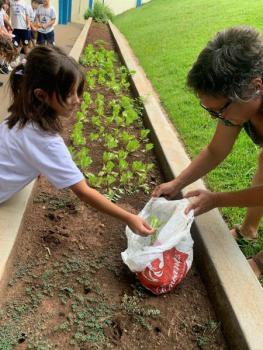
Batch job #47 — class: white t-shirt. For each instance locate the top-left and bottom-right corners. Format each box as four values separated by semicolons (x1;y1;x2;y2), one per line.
27;5;36;24
0;121;84;203
10;0;28;30
36;5;56;34
0;11;4;28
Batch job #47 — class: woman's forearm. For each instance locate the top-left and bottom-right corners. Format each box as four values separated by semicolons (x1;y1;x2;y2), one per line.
215;185;263;208
174;147;225;189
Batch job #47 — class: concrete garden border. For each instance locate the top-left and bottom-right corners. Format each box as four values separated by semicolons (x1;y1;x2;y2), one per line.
108;21;263;350
0;18;92;293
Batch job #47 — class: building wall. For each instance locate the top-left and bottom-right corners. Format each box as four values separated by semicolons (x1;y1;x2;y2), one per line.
103;0;151;16
71;0;152;23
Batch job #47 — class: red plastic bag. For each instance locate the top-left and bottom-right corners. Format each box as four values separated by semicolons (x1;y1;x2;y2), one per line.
136;248;189;295
121;198;194;295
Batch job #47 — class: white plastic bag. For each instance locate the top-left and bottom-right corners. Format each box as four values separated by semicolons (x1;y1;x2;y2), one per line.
121;197;194;295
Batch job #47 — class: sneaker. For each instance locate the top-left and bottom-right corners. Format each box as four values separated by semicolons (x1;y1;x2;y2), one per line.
0;64;9;74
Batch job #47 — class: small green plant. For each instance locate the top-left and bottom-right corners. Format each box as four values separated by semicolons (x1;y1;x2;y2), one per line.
84;0;114;23
76;148;93;169
148;215;162;244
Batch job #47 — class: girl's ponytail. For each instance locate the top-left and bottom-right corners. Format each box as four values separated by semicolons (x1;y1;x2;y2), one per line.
8;64;25;129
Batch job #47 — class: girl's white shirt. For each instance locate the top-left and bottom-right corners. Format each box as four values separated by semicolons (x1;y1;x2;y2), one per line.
0;120;84;203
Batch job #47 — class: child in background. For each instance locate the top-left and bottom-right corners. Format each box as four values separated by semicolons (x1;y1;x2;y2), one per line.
0;0;13;76
0;46;154;237
35;0;56;46
9;0;30;55
27;0;39;47
1;1;13;35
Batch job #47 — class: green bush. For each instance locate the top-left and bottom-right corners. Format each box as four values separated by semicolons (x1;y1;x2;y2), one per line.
84;1;114;23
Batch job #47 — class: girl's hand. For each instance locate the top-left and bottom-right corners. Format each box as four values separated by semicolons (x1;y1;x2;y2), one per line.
184;189;217;216
152;180;180;199
126;214;155;236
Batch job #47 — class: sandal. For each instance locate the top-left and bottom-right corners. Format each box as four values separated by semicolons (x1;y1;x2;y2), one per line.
231;225;258;241
253;251;263;276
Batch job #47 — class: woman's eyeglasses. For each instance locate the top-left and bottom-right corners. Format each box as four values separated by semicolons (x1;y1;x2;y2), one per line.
200;100;232;120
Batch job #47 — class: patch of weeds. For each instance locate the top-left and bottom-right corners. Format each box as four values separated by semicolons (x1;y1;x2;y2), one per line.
27;338;53;350
193;320;220;349
59;286;74;304
68;293;114;346
34;191;79;212
121;294;160;330
59;258;82;275
0;324;21;349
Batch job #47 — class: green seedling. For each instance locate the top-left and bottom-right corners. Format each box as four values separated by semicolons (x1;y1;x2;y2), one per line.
102;151;116;163
121;131;134;144
71;122;86;146
145;143;154;151
149;215;162;244
126;139;140;153
120;171;134;187
123;109;138;126
132;160;145;173
89;132;99;141
140;129;150;140
83;91;92;106
76;148;92;169
95;93;104;116
91;115;101;128
85;173;102;188
119;158;128;172
117;149;128;160
104;134;118;149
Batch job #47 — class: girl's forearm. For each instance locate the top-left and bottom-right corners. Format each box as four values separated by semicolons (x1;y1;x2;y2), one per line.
71;181;132;223
215;185;263;208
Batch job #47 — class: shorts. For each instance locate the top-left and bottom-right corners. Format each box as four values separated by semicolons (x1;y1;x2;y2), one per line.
37;31;55;46
12;29;29;47
29;30;37;41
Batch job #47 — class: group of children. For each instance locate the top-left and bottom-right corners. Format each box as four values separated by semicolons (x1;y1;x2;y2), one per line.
0;0;56;84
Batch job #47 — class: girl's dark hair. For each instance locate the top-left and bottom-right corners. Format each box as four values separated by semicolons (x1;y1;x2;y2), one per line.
187;26;263;101
7;46;85;132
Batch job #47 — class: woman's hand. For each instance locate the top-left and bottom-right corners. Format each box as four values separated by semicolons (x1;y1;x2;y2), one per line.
126;214;155;236
184;189;217;216
152;180;180;199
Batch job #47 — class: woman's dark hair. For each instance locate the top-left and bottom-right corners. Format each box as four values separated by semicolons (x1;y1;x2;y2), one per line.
7;46;85;132
187;26;263;101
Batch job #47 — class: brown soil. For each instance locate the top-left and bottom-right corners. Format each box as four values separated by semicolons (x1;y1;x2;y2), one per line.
0;22;228;350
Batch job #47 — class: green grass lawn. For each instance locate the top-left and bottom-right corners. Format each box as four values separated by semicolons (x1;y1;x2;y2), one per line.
114;0;263;266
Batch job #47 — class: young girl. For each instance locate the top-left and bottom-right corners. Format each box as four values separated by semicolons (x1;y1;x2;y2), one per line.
35;0;56;46
27;0;39;47
0;45;154;236
9;0;30;55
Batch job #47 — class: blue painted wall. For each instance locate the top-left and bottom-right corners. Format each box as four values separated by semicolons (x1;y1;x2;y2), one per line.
58;0;72;24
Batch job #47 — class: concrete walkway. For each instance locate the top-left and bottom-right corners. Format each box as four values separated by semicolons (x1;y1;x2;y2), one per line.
0;22;83;122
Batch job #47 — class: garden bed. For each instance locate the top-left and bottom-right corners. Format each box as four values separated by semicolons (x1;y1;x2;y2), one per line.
0;22;227;350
